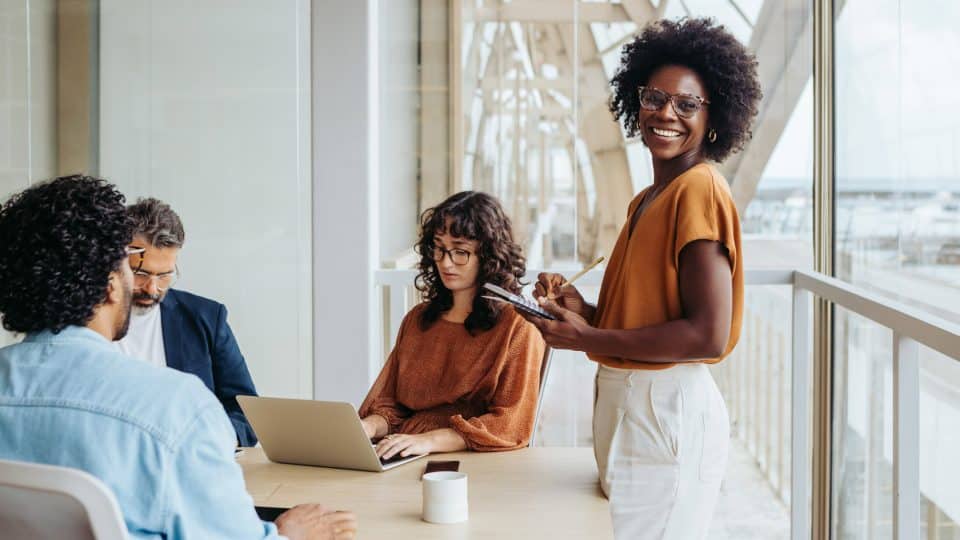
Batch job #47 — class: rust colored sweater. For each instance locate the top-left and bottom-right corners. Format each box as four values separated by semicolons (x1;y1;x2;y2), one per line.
359;303;545;451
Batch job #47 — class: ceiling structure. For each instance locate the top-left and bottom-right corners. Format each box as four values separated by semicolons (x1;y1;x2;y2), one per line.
448;0;813;265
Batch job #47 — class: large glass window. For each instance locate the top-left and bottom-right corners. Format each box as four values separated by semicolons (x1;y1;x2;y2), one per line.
835;1;960;536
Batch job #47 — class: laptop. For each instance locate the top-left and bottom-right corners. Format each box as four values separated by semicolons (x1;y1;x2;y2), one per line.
237;396;427;472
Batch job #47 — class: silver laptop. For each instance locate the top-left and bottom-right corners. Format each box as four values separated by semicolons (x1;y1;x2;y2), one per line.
237;396;427;472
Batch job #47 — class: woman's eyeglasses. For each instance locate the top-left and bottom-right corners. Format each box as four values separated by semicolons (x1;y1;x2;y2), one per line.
431;245;473;266
638;86;709;119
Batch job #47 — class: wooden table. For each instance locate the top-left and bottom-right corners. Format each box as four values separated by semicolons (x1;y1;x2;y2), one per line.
238;447;613;539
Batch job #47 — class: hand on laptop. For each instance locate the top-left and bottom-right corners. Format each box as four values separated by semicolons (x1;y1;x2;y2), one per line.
275;504;358;540
360;415;388;440
375;433;432;460
375;428;467;460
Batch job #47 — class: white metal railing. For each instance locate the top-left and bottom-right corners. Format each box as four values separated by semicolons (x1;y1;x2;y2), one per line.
373;268;960;540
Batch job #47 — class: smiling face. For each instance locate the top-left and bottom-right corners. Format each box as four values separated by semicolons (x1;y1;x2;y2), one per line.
638;64;710;164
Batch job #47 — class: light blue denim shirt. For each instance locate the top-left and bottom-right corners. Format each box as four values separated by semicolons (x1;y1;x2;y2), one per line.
0;325;282;539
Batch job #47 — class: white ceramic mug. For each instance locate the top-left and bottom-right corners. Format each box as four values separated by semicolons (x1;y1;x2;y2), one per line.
421;471;469;524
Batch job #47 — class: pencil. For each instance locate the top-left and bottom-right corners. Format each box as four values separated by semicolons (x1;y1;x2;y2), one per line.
560;256;605;288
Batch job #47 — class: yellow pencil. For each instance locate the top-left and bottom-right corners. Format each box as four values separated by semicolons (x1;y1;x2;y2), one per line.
560;256;605;288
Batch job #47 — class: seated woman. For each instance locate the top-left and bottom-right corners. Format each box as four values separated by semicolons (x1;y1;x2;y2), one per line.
360;191;545;460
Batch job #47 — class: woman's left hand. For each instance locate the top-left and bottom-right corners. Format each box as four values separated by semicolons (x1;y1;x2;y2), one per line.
375;433;434;460
523;298;593;351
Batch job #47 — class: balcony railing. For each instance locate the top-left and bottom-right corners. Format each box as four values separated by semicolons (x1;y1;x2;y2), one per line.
373;268;960;540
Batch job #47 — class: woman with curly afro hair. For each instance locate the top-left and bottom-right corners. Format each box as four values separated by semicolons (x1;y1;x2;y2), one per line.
359;191;545;459
527;18;761;539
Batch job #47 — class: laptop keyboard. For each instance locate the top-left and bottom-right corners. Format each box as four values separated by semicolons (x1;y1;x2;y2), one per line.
379;451;413;466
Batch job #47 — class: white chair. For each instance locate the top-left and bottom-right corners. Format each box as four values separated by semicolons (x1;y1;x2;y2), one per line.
528;346;554;447
0;459;127;540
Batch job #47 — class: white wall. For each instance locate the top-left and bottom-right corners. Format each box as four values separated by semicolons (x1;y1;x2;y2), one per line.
0;0;56;347
378;0;419;263
98;0;313;398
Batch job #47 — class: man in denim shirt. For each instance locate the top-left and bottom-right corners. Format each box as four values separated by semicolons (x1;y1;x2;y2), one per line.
0;176;357;540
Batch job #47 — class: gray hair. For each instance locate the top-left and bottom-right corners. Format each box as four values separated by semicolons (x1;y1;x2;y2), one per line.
127;197;185;249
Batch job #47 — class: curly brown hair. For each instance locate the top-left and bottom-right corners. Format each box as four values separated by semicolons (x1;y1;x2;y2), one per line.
609;17;762;162
415;191;526;334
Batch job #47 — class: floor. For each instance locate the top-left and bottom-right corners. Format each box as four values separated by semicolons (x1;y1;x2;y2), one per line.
710;439;791;539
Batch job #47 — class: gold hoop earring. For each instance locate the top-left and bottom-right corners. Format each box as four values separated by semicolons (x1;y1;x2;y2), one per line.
707;129;717;143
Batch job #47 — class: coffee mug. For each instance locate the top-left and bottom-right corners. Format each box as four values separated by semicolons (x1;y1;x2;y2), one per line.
421;471;468;524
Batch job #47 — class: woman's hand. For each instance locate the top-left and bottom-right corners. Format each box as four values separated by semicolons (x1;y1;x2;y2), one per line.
532;272;594;321
375;433;434;460
523;298;594;351
360;415;388;440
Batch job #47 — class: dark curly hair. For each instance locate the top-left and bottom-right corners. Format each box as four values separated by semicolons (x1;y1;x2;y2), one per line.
0;175;133;333
609;17;762;162
415;191;526;334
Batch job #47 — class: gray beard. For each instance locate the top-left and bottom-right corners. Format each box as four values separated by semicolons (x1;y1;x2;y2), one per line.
132;303;159;316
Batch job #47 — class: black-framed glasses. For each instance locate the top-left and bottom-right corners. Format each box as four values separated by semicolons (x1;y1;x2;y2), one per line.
431;245;473;266
638;86;710;119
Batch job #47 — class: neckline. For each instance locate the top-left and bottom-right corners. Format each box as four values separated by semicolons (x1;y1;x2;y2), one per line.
628;163;709;238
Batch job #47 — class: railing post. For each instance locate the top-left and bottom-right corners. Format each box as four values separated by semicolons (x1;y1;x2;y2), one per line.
766;319;775;478
778;331;786;501
791;283;811;540
893;333;920;540
388;283;408;359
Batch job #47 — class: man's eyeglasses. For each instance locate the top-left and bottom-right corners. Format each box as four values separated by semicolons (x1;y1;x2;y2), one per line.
431;245;473;266
638;86;710;119
127;246;146;272
133;267;180;292
126;245;179;291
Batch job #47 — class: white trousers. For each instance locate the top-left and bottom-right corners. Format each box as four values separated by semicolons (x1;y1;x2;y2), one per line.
593;363;729;540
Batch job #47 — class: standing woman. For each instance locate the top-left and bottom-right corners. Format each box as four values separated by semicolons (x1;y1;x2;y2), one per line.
526;18;761;539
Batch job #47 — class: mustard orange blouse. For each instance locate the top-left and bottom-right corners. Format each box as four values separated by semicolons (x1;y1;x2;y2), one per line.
359;303;545;451
589;163;744;370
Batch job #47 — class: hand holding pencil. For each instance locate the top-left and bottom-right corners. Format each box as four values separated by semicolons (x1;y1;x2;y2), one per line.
532;256;604;322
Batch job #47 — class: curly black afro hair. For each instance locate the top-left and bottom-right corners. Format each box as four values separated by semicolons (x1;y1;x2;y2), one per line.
609;17;762;163
0;175;133;334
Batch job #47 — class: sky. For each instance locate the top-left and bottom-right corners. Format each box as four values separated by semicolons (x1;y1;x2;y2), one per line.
763;0;960;184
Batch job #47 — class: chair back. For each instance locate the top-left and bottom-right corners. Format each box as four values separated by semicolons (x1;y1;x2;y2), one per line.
528;346;554;447
0;459;127;540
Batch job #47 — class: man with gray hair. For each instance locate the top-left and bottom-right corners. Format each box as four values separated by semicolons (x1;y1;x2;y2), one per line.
118;198;259;446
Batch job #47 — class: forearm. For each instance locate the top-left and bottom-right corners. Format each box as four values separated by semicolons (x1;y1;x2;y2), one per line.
426;428;468;453
581;318;726;363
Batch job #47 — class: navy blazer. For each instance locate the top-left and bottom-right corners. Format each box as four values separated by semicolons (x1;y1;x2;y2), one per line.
160;289;258;446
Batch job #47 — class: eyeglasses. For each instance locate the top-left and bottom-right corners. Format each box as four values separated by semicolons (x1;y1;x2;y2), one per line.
133;266;180;292
126;245;179;291
127;246;147;273
638;86;710;119
431;245;473;266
